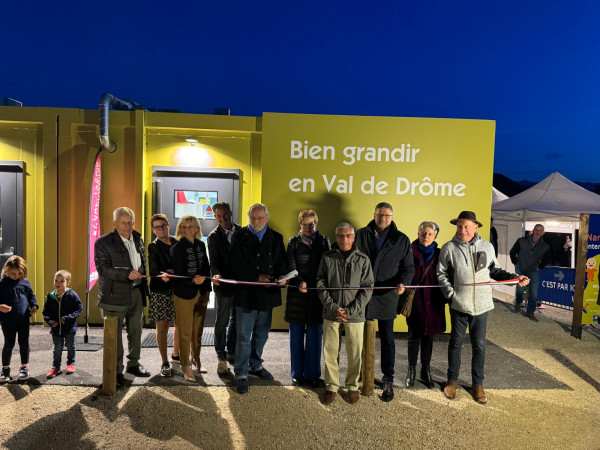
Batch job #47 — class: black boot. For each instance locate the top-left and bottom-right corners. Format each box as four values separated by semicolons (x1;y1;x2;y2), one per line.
405;366;416;388
421;366;434;389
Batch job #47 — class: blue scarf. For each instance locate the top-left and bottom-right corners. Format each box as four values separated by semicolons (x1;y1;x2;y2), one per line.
248;224;267;242
418;241;437;263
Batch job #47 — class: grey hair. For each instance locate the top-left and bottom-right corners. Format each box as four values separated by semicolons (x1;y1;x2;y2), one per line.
247;203;269;218
418;221;439;237
335;222;354;234
113;207;135;222
375;202;393;213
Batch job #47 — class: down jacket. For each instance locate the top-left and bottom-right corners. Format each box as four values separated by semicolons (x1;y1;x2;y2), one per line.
316;244;374;323
437;233;516;316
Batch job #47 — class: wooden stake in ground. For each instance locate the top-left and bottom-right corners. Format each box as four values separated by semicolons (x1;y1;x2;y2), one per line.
361;319;376;396
102;316;118;395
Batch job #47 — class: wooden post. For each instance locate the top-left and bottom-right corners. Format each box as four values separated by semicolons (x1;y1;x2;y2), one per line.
102;316;118;395
361;319;376;396
572;213;589;339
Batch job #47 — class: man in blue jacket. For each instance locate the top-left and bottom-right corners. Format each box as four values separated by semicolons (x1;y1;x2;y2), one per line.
355;202;415;402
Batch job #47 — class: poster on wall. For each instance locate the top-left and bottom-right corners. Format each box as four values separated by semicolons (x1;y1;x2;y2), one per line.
582;213;600;324
261;113;496;329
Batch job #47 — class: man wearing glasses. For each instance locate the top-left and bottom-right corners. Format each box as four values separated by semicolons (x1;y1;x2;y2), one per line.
229;203;287;394
355;202;415;402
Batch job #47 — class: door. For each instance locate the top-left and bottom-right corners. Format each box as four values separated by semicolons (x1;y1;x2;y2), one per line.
153;167;240;326
0;162;24;267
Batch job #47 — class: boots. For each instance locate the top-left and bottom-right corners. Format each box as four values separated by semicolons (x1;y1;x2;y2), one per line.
421;366;434;389
405;366;416;388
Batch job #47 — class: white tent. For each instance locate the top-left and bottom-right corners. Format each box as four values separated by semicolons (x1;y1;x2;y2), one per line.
491;172;600;295
492;187;508;203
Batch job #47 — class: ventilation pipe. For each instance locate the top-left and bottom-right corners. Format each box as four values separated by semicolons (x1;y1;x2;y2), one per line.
98;93;140;153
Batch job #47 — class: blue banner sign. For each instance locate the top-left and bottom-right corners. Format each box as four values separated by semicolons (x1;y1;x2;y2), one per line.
538;266;576;308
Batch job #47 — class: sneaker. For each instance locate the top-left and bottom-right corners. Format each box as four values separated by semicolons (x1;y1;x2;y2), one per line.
217;360;228;375
0;367;12;383
66;364;75;374
537;304;548;310
46;368;61;379
249;367;274;380
160;361;172;377
170;354;180;364
18;366;29;380
236;378;249;394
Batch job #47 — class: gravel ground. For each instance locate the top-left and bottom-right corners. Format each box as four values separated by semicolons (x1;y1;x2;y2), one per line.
1;297;599;449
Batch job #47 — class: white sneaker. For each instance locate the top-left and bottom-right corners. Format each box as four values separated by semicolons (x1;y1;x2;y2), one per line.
217;360;228;375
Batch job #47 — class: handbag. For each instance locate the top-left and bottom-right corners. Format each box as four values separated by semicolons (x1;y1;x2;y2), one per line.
397;257;435;318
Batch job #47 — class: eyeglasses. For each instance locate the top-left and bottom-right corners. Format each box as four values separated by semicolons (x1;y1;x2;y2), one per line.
152;225;169;230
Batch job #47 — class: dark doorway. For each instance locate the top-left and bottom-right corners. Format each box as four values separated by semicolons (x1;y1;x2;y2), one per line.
152;167;240;326
0;162;24;267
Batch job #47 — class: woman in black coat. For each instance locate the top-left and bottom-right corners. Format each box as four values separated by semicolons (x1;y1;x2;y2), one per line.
405;221;446;389
171;215;211;382
285;210;330;387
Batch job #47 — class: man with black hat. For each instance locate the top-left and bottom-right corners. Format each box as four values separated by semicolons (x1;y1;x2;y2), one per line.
437;211;529;404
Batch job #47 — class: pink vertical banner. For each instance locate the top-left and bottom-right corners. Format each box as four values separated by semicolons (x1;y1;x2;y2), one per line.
87;149;102;292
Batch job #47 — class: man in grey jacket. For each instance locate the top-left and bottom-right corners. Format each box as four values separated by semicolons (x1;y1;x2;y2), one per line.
317;222;374;405
437;211;528;404
510;224;551;321
95;207;151;387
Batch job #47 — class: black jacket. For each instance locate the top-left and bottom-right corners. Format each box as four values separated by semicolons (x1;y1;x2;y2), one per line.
355;220;415;320
148;236;178;293
171;238;212;300
95;229;148;307
285;232;331;325
207;223;241;295
230;226;287;311
42;289;83;336
510;236;551;273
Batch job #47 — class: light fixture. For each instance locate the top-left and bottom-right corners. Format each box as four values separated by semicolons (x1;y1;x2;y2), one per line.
185;137;198;146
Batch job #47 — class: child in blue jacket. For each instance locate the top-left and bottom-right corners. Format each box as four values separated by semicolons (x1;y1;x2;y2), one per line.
42;270;83;378
0;256;38;382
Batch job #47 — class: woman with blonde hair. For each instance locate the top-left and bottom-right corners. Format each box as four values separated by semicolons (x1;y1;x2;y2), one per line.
171;215;211;382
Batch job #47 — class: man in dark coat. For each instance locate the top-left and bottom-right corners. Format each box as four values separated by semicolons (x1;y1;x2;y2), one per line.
509;223;551;321
229;203;287;394
355;202;415;402
208;201;242;375
95;207;150;386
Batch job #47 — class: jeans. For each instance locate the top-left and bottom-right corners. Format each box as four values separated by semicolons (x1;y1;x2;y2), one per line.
234;307;272;379
407;326;434;368
378;319;396;383
214;291;237;361
1;316;30;366
447;309;488;386
289;322;322;381
52;331;76;369
515;268;540;315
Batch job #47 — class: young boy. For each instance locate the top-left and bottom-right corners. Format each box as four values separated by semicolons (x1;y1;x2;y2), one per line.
42;270;83;378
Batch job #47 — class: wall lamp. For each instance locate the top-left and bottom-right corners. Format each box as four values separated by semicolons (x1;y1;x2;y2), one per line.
185;137;198;146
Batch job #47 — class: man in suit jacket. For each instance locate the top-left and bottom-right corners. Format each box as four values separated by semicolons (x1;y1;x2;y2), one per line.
95;207;150;386
208;201;242;375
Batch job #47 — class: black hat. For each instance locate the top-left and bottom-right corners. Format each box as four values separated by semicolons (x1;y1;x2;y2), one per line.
450;211;483;228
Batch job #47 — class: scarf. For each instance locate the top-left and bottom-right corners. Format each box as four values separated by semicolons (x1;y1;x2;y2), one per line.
418;241;437;263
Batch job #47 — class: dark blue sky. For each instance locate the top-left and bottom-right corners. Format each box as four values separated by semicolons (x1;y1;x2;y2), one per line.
3;1;599;182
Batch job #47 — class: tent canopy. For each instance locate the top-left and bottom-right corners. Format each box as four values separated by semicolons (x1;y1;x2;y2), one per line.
492;187;508;203
492;172;600;222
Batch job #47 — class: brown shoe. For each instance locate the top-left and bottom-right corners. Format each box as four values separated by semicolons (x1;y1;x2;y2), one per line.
472;384;487;404
323;390;336;405
347;390;360;404
514;302;521;313
444;380;457;399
